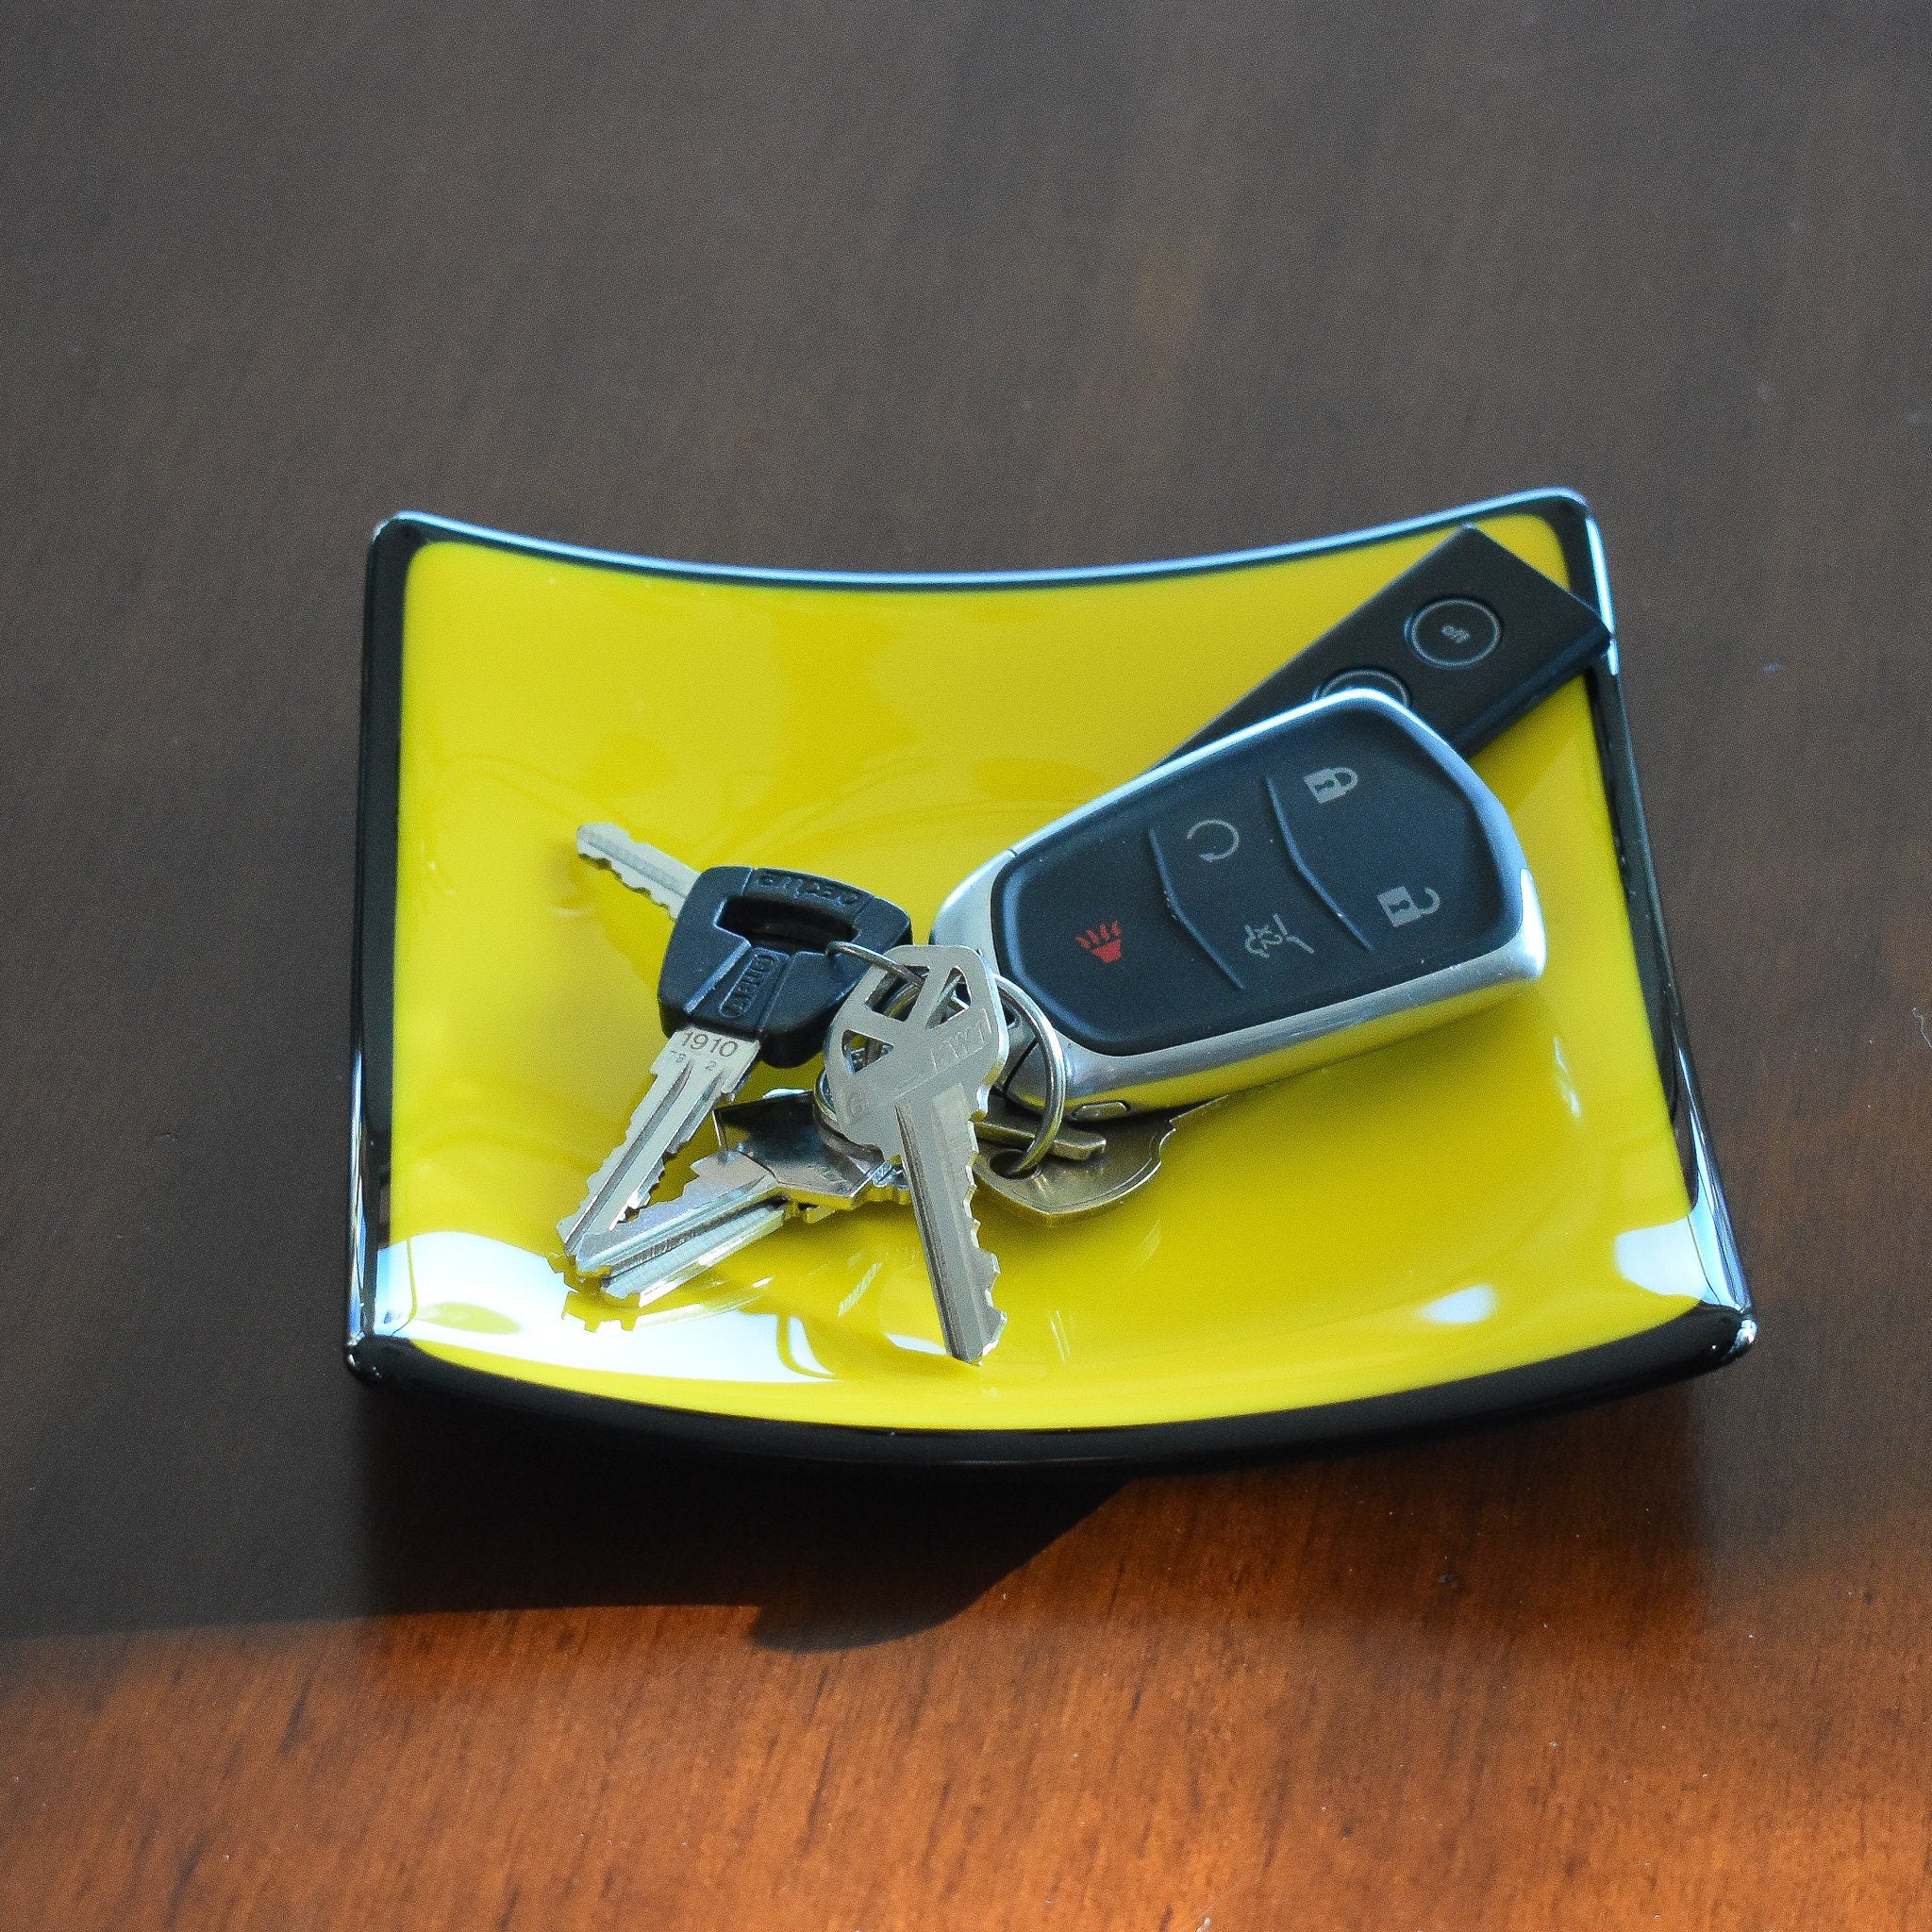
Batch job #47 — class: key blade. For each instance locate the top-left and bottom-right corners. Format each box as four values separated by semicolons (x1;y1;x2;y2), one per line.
897;1091;1005;1362
558;1029;757;1266
587;1097;914;1304
578;1147;783;1280
599;1193;792;1310
576;823;700;918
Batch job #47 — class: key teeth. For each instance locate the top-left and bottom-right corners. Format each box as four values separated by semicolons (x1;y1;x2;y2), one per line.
558;1135;647;1249
931;1175;1005;1362
593;1258;693;1317
575;822;692;915
971;1275;1006;1357
559;1037;754;1270
919;1091;1008;1365
950;1273;1006;1363
558;1104;679;1257
972;1302;1009;1363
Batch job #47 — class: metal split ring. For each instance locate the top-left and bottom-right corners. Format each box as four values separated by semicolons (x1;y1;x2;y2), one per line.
825;940;1070;1177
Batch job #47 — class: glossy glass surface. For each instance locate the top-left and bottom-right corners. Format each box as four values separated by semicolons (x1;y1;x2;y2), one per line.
375;512;1722;1431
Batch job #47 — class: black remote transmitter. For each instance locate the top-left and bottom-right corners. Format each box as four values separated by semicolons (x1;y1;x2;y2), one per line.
932;690;1544;1113
1164;526;1609;764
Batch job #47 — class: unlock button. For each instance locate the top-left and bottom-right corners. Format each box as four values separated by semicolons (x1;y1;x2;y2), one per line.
1378;885;1442;927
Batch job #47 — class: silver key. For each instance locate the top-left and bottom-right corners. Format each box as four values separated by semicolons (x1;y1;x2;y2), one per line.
821;945;1010;1363
592;1091;903;1307
564;822;914;1281
562;822;746;1271
591;1079;1109;1307
558;1027;760;1272
575;822;698;917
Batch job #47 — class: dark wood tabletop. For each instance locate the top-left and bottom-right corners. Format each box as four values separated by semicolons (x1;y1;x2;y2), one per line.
4;4;1928;1926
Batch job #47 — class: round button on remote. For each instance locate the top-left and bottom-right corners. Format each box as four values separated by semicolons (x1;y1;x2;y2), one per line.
1407;596;1502;668
1317;666;1410;706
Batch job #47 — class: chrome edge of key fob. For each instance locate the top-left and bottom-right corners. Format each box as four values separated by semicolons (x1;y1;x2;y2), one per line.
930;689;1546;1115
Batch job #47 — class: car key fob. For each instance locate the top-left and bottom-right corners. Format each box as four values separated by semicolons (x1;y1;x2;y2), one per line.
1164;525;1609;763
931;689;1543;1114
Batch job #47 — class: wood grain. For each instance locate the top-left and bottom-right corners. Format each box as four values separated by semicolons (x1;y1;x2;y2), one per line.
3;1;1928;1924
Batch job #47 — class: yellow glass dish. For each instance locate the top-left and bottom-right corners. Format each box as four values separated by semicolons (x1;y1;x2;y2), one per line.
347;492;1749;1460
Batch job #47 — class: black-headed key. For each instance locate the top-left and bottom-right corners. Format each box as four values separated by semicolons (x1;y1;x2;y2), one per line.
932;690;1544;1117
559;824;910;1279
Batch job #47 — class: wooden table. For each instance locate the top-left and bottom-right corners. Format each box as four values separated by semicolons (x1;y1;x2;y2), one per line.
4;5;1927;1924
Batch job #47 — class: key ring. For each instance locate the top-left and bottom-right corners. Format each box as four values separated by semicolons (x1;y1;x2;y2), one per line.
826;941;1070;1177
982;978;1069;1177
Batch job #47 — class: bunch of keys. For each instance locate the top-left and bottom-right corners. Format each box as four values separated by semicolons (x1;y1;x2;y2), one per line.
559;527;1606;1362
556;830;1074;1360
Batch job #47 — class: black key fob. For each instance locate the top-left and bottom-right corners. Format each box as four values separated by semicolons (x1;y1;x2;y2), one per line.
1166;525;1609;762
932;691;1543;1112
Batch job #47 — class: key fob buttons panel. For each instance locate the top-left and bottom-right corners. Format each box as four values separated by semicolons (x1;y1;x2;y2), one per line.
990;699;1515;1056
933;691;1544;1108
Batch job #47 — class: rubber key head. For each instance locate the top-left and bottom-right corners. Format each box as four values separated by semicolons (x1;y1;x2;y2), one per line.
657;866;912;1065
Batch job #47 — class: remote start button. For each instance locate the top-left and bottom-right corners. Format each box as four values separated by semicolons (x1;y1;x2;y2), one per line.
1407;596;1502;668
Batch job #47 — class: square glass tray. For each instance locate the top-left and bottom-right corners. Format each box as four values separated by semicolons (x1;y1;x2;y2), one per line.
348;491;1750;1464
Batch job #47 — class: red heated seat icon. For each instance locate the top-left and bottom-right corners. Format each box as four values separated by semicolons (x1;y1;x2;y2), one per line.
1077;920;1124;963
